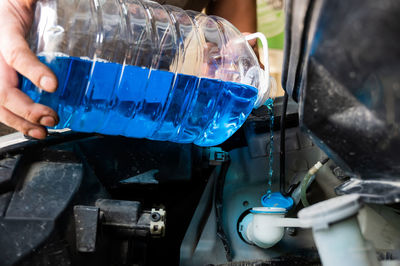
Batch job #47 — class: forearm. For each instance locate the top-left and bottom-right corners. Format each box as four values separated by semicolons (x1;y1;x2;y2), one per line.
206;0;257;33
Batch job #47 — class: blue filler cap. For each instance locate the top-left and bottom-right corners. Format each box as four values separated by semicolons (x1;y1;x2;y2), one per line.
261;192;294;210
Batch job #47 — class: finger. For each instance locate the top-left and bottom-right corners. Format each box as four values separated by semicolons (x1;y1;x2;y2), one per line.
0;106;47;139
0;53;18;87
0;28;58;93
0;86;59;126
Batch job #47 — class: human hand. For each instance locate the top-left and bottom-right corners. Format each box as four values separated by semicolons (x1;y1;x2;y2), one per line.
0;0;58;139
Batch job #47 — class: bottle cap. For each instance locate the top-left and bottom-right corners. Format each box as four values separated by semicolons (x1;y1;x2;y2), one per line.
261;192;294;210
251;206;287;214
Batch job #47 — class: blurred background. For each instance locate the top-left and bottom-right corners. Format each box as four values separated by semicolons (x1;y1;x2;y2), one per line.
257;0;285;97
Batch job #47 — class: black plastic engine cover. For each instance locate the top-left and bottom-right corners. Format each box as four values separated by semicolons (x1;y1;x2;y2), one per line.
283;0;400;180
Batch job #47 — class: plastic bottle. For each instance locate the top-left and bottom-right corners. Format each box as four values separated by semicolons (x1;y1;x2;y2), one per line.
20;0;274;146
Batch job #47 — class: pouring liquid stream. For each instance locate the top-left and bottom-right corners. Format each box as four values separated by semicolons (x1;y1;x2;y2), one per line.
265;98;274;198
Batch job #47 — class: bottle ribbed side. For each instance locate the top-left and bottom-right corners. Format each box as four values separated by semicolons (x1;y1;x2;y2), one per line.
119;0;151;138
97;0;133;135
75;0;106;132
171;12;225;144
149;4;197;141
144;2;180;140
168;9;206;143
22;0;263;146
123;0;165;138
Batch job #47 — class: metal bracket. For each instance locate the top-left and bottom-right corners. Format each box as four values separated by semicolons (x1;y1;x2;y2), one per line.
74;199;167;253
150;208;166;237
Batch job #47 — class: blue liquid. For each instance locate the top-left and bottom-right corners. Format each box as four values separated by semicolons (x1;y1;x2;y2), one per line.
265;98;274;197
21;56;258;146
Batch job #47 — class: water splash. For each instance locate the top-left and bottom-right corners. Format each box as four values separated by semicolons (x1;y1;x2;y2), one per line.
265;98;274;198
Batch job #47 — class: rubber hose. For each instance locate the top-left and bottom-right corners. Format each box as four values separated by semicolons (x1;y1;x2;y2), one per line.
300;173;314;207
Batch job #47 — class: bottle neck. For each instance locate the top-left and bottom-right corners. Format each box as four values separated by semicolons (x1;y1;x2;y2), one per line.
254;72;276;108
244;32;275;108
